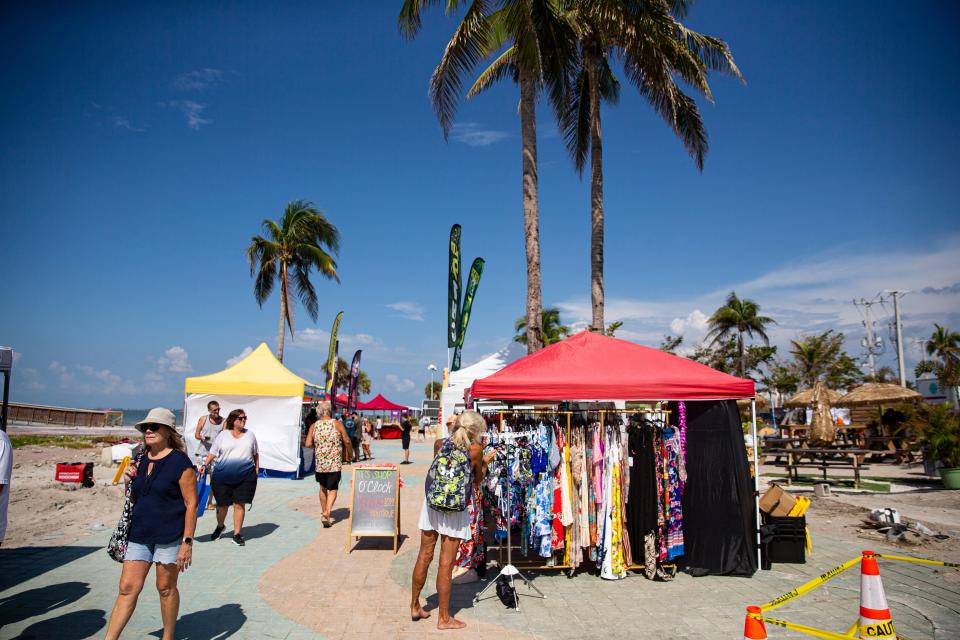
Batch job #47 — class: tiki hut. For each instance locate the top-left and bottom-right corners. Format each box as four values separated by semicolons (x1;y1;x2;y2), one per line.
834;383;922;406
784;386;843;408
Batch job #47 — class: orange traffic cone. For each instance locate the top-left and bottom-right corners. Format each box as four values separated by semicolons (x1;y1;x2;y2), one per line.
859;550;896;639
744;606;767;640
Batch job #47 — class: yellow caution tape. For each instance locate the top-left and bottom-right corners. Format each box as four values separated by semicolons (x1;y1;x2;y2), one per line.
873;553;960;569
760;556;862;611
805;527;813;555
757;614;856;640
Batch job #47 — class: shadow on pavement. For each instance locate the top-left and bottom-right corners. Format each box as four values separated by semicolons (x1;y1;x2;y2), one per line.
0;547;100;591
10;608;106;640
241;522;278;541
349;534;408;553
0;581;91;627
150;603;247;639
425;568;549;618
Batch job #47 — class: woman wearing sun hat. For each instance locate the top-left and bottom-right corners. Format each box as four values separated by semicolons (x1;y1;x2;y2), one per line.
105;407;198;640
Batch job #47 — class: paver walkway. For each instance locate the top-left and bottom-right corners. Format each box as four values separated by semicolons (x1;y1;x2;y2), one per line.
1;437;958;639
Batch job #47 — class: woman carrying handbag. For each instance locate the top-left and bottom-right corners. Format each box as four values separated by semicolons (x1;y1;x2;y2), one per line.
105;408;198;640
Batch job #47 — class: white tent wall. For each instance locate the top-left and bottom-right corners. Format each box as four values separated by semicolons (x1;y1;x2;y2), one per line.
184;393;303;474
441;343;527;435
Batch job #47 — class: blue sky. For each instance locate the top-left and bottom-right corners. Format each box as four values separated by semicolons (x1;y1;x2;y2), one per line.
2;1;959;410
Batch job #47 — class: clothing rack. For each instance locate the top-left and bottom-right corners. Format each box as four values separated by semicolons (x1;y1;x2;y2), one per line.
479;410;574;574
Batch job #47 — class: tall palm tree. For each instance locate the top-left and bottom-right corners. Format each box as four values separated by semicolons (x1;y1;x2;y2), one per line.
514;307;570;346
927;323;960;370
706;292;774;377
399;0;575;353
247;200;340;362
559;1;742;331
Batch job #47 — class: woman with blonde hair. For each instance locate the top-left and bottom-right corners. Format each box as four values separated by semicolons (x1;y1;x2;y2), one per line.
305;401;352;527
410;410;487;630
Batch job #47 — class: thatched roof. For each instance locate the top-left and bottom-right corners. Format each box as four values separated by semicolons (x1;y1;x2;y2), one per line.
835;383;922;406
784;387;843;407
736;396;769;409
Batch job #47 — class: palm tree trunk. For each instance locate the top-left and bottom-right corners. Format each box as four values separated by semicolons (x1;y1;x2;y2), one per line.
520;66;544;353
587;55;604;333
737;331;745;378
277;263;288;362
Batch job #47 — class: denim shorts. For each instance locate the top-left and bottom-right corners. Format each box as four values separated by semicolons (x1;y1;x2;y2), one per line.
125;540;180;564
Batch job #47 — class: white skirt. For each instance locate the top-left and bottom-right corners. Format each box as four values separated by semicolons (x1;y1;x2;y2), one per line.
418;498;470;540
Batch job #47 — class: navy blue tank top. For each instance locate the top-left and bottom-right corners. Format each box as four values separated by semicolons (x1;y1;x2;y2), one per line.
129;449;193;545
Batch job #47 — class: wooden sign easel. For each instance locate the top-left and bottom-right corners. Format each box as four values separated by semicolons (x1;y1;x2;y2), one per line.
346;465;401;553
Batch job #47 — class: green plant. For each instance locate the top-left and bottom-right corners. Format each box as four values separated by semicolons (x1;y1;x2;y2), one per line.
918;404;960;468
705;292;775;378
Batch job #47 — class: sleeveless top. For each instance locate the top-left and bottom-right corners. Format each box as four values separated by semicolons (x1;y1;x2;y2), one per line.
312;419;343;473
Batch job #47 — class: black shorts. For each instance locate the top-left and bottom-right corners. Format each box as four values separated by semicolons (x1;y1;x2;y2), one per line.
211;470;257;505
401;433;411;449
349;436;360;451
314;471;342;490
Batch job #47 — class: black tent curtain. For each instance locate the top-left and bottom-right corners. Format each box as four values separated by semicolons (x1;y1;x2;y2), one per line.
671;400;757;577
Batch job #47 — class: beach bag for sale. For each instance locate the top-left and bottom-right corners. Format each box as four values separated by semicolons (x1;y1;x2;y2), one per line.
424;439;471;512
107;453;143;563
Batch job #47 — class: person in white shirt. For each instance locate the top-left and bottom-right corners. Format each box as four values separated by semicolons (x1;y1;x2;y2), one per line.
0;429;11;547
375;417;383;440
201;410;259;546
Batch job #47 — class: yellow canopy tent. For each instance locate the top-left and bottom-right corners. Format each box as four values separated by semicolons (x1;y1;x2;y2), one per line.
185;343;320;397
183;343;322;477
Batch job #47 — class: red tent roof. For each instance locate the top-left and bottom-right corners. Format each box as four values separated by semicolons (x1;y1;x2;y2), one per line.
470;331;755;401
362;393;408;411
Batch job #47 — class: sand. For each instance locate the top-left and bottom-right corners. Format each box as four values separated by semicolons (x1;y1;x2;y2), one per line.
3;445;125;548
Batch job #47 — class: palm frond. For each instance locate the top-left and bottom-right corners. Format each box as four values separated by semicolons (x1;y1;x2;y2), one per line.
398;0;461;39
429;0;492;137
561;62;591;175
467;45;518;98
292;263;320;322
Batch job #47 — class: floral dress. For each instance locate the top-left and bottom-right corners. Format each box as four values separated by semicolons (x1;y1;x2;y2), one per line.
313;419;343;473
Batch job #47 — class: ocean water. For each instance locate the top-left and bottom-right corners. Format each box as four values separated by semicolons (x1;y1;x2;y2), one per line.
115;408;185;427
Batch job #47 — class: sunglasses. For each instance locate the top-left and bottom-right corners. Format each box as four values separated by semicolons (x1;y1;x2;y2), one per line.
236;416;248;421
142;423;164;432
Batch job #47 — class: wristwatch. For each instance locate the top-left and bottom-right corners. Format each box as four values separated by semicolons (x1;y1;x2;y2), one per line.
182;537;193;546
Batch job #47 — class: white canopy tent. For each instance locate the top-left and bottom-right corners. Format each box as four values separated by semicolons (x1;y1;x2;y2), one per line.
183;343;321;478
441;342;526;435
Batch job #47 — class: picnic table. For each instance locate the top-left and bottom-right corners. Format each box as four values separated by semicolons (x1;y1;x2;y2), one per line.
765;446;872;489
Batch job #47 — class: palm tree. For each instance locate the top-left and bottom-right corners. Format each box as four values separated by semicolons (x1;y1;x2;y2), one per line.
514;307;570;346
927;323;960;370
247;200;340;362
863;366;896;384
558;1;742;331
705;292;774;377
399;1;575;353
334;357;372;396
425;381;443;400
788;330;861;390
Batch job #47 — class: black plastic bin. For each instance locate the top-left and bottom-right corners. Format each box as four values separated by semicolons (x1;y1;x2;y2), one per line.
760;514;806;569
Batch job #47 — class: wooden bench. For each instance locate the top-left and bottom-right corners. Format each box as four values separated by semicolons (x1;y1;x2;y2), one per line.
766;447;872;489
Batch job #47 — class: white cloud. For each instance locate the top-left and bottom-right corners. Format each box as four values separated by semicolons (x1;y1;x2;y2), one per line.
165;100;212;130
157;346;192;373
555;235;960;372
450;122;510;147
290;328;414;364
385;373;415;393
386;301;425;321
172;68;225;91
226;346;254;367
669;309;708;337
108;116;145;132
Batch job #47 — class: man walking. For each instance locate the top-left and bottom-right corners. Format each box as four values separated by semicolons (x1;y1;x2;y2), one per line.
194;400;224;508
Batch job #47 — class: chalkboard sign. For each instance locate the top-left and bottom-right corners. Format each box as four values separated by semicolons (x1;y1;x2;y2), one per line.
346;465;401;553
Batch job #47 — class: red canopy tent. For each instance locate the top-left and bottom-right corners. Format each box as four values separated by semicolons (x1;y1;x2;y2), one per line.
469;330;760;575
469;330;754;401
362;393;408;412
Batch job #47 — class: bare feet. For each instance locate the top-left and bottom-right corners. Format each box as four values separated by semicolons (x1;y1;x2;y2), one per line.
322;514;332;528
410;604;431;621
437;616;466;630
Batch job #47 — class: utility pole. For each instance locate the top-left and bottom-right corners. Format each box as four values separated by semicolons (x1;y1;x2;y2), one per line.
884;290;908;387
854;298;882;377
